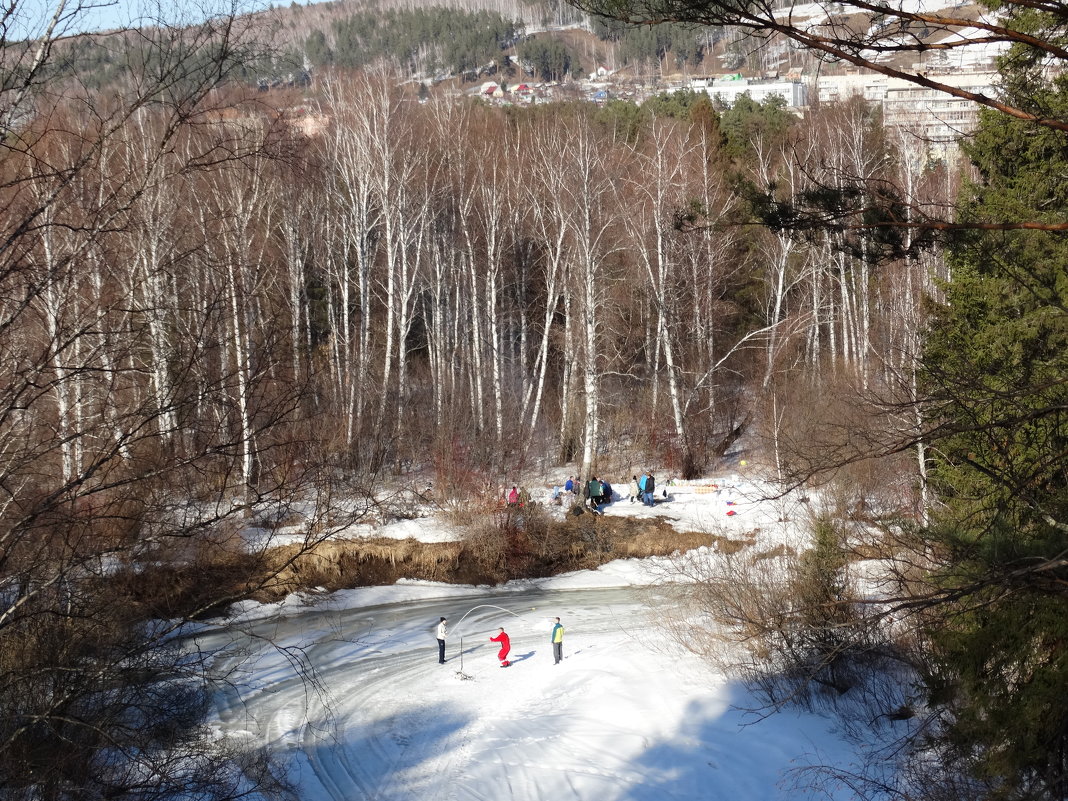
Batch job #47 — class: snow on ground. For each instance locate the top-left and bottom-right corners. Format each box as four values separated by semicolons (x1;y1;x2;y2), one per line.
317;470;818;549
203;582;856;801
245;469;818;554
197;470;866;801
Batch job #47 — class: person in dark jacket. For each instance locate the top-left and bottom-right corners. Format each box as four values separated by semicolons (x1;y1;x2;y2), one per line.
587;476;602;508
643;473;656;506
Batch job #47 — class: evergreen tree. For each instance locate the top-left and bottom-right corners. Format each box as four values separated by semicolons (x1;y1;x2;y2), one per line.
641;87;705;119
304;29;333;68
516;37;574;81
920;59;1068;800
718;94;795;161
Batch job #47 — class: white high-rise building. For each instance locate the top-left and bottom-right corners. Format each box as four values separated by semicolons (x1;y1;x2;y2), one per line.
693;76;808;109
814;71;999;160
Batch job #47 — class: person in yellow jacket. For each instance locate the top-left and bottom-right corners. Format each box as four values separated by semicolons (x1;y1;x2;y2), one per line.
550;617;564;664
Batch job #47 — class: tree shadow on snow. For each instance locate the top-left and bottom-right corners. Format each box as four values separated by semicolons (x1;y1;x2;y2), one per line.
616;682;853;801
300;704;474;798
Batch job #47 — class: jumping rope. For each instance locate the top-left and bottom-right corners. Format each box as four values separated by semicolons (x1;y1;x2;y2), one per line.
449;603;545;679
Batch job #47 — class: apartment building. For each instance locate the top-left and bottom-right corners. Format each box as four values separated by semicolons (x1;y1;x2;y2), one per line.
692;76;808;109
813;71;999;159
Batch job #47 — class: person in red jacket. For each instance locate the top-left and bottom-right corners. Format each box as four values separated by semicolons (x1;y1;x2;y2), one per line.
490;627;511;667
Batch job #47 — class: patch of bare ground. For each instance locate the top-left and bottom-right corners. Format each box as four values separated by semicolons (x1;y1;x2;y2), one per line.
253;509;748;603
752;542;796;560
114;508;763;618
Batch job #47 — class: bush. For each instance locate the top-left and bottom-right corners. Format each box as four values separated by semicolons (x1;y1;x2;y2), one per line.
662;515;903;713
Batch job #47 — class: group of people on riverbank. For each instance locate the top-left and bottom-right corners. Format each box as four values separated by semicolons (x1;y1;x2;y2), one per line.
584;472;659;509
534;470;671;510
435;616;565;667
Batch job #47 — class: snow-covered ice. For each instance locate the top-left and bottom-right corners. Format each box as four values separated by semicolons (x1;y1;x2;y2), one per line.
200;471;862;801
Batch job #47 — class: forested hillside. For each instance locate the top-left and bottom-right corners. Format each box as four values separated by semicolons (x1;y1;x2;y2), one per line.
44;0;808;93
6;73;938;493
0;49;947;786
5;0;1068;797
290;4;786;80
306;7;522;75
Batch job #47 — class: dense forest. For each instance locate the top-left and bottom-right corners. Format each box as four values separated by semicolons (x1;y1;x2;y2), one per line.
589;16;711;70
39;1;799;94
4;0;1068;797
296;5;723;80
6;74;941;497
0;61;948;795
312;7;523;75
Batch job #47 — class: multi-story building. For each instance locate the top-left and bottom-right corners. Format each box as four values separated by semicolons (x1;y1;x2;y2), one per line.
689;70;998;162
813;71;999;160
692;76;808;109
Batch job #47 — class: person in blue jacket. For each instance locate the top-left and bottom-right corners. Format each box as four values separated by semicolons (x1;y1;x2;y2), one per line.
643;472;656;506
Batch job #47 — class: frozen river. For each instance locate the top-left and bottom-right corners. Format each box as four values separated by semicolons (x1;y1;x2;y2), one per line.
197;581;850;801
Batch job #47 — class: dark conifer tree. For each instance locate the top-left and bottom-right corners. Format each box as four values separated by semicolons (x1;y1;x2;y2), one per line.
919;56;1068;801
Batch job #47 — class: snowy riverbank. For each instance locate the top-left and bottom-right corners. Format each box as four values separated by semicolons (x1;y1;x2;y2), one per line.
196;474;862;801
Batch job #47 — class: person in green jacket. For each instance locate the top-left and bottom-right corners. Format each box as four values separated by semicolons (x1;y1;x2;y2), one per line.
551;617;564;664
586;477;602;509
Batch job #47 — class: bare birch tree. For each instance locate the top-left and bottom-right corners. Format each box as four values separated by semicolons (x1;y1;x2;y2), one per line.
555;113;622;480
0;6;358;797
623;117;691;451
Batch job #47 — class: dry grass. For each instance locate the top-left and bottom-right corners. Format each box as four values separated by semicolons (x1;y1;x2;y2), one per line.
753;542;796;560
109;507;751;613
246;510;729;602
